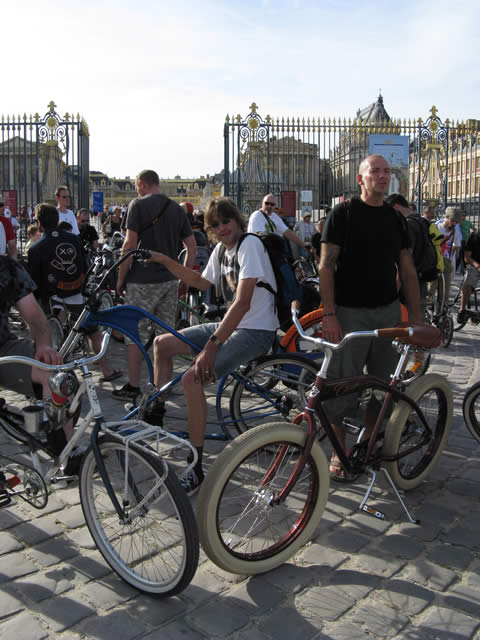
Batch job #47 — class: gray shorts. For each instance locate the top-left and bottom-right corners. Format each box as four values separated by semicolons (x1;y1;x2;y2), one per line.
0;338;36;397
464;265;480;289
324;300;402;424
181;323;275;378
124;280;178;345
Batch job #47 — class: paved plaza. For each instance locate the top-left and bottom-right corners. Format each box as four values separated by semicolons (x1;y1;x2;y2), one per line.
0;296;480;639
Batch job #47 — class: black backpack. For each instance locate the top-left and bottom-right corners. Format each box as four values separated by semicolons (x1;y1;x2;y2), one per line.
407;216;439;282
218;233;302;328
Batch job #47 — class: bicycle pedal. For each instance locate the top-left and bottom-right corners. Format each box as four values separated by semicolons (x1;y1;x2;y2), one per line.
0;489;12;508
361;504;385;520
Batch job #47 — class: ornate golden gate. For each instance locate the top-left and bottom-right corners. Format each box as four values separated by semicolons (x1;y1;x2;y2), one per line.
224;102;480;218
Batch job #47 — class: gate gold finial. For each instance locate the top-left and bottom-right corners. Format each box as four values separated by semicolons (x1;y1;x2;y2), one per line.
48;100;56;113
249;102;258;114
430;105;438;119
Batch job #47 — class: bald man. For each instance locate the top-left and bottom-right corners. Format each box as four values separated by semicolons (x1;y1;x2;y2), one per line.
319;154;421;481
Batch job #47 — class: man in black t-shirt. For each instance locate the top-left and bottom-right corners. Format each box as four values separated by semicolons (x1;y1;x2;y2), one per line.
457;230;480;323
319;154;421;481
77;208;99;249
29;206;87;307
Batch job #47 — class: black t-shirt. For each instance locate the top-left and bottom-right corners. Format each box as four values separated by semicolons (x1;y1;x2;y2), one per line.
465;232;480;263
321;196;408;308
311;231;322;255
28;229;87;304
79;224;99;245
126;194;193;284
0;261;36;347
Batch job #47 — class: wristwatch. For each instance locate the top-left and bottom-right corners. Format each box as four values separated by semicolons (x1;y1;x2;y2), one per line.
209;334;221;346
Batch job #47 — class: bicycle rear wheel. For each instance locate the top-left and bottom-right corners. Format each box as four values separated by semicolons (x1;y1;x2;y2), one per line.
230;354;319;434
382;374;452;491
196;422;329;575
462;381;480;443
79;435;199;596
439;313;454;348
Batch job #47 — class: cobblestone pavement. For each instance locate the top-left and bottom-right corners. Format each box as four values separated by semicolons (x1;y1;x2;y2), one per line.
1;293;480;639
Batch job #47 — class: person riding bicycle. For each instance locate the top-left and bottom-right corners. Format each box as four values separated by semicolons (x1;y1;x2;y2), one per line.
319;154;421;482
457;228;480;325
144;197;279;493
28;204;121;383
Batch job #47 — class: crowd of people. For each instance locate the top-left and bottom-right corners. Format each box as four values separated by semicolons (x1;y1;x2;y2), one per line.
1;157;477;491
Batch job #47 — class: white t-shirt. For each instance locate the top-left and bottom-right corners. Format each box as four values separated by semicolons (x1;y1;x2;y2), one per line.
436;219;462;270
58;208;80;235
247;210;288;236
202;235;279;331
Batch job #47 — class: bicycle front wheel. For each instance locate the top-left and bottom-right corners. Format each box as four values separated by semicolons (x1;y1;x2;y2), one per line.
382;374;452;491
47;315;64;351
79;435;199;596
462;381;480;443
230;354;319;434
197;422;329;575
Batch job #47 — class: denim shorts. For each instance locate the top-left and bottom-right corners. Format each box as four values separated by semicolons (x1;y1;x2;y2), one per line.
181;323;275;378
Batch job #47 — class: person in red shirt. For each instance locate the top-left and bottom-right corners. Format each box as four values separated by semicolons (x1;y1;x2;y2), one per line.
0;201;17;259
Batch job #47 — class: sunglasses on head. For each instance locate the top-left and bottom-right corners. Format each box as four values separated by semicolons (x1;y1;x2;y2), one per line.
210;217;232;229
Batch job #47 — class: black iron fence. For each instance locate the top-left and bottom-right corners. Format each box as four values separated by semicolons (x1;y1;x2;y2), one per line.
224;103;480;221
0;100;89;216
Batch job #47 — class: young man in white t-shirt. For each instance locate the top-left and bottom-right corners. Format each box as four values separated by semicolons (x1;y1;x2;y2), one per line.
146;197;279;493
248;193;308;252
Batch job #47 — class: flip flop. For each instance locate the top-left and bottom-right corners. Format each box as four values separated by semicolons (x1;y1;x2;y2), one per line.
329;458;357;484
100;369;123;383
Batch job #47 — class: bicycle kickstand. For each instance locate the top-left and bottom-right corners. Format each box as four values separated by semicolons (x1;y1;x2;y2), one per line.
359;467;420;525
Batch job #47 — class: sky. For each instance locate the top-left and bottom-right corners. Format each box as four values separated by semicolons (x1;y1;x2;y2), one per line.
4;0;479;181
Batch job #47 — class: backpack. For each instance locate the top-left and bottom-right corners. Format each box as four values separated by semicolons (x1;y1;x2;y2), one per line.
218;233;302;329
428;222;445;273
407;216;439;282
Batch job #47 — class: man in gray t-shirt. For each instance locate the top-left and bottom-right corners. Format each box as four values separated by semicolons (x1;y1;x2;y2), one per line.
113;170;197;402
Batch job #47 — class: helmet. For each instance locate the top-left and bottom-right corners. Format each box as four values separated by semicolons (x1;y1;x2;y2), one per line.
180;201;194;216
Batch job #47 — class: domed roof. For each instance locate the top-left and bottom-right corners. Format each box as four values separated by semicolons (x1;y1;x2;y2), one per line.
356;93;390;123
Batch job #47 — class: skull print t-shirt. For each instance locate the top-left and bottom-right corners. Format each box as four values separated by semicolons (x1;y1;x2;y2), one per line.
27;228;87;306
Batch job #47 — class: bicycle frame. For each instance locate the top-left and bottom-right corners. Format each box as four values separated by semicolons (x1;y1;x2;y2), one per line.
268;314;433;508
0;332;196;521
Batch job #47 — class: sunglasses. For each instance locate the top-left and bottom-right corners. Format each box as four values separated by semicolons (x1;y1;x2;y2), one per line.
264;202;275;206
210;218;232;229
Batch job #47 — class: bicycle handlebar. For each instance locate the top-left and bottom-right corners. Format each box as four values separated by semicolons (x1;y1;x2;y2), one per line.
87;249;151;297
291;308;413;353
0;330;111;373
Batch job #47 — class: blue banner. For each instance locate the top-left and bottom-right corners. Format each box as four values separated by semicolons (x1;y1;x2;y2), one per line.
92;191;104;213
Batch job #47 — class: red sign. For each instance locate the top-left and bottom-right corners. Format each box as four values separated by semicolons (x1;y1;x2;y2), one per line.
281;191;296;218
2;190;17;216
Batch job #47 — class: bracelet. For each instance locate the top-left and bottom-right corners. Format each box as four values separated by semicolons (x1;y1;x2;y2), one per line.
323;312;336;317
